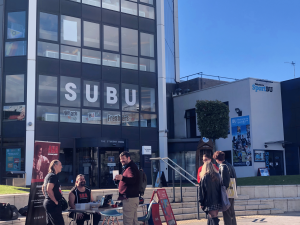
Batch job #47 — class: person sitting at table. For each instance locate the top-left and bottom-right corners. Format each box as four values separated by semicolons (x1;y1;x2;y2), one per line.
69;174;101;225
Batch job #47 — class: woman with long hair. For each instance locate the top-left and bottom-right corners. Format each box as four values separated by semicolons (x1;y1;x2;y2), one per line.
42;160;64;225
199;162;222;225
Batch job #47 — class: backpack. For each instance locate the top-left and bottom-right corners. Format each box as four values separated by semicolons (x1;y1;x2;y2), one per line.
18;206;28;216
139;169;147;196
10;205;19;220
0;203;13;221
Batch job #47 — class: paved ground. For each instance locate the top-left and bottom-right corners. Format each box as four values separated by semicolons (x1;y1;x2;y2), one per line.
162;212;300;225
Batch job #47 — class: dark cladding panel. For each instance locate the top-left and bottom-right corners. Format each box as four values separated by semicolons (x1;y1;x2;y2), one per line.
139;18;155;33
140;128;158;141
139;71;156;87
2;122;25;137
82;63;101;80
35;136;59;142
102;125;121;138
285;144;299;175
121;69;138;84
102;9;120;26
36;122;59;137
4;57;27;74
60;60;81;77
37;57;59;75
82;4;101;23
127;140;139;149
5;0;28;10
81;124;102;137
284;127;297;144
121;14;138;29
102;66;120;82
122;127;139;140
38;0;59;13
59;138;74;148
60;0;81;18
59;123;81;138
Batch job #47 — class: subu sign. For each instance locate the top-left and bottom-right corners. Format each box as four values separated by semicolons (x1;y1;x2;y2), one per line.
142;146;152;155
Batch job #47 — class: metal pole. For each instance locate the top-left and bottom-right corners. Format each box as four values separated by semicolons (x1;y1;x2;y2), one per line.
197;186;200;220
151;160;154;188
172;169;175;203
180;174;182;202
158;160;162;188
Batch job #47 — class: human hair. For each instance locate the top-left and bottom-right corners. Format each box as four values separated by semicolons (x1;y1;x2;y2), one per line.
200;162;219;181
213;151;225;162
75;174;85;186
35;145;42;156
120;151;130;158
48;160;60;174
203;153;212;160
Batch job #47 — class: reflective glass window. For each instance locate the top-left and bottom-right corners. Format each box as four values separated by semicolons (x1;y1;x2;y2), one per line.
82;109;101;124
37;41;59;59
140;0;153;4
102;0;120;11
84;21;100;48
39;12;58;41
5;75;24;103
3;105;25;121
60;76;81;107
83;80;100;107
121;0;137;15
5;41;26;56
38;75;57;104
102;52;120;67
70;0;81;2
141;87;155;112
104;83;119;109
83;0;101;7
36;105;59;122
122;112;139;127
139;4;155;19
122;84;139;111
61;15;81;47
122;55;138;70
139;58;155;72
140;33;154;57
82;49;101;65
61;45;81;62
60;107;81;123
7;12;26;39
102;111;121;125
140;113;157;127
121;28;138;56
104;26;119;52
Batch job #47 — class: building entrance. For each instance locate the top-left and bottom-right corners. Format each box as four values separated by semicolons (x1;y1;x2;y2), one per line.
265;150;284;176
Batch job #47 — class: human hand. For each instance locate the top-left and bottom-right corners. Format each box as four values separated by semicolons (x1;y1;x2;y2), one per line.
77;213;84;219
115;175;123;181
55;201;59;205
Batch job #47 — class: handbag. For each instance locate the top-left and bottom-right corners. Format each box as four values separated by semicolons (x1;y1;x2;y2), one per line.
60;197;68;211
219;175;231;212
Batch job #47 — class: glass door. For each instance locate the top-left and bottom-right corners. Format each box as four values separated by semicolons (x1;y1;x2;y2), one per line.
100;149;121;188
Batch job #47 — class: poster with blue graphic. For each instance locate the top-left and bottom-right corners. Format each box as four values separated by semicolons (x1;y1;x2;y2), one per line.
231;116;252;166
6;148;21;171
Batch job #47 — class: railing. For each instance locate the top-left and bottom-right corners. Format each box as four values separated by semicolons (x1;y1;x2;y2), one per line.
150;157;200;220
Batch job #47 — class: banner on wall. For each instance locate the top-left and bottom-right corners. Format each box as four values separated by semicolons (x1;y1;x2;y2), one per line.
6;148;21;171
25;141;60;225
231;116;252;167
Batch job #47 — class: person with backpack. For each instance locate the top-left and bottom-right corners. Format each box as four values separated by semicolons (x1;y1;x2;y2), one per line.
138;168;147;204
213;151;237;225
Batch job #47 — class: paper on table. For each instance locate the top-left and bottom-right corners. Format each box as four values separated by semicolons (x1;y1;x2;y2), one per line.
113;170;119;179
63;20;78;42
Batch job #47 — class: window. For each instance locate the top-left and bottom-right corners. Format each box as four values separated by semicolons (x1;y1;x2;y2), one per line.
5;75;24;103
185;109;197;138
122;55;138;70
104;83;119;109
83;0;101;7
3;105;25;121
60;107;81;123
140;113;156;127
37;41;59;59
140;33;154;57
139;4;155;19
70;0;81;2
140;58;155;72
102;52;120;67
7;12;26;39
38;75;57;104
141;87;155;112
82;109;101;124
102;0;120;11
83;80;100;107
61;15;81;47
5;41;26;56
122;84;139;111
39;12;58;41
83;21;100;48
140;0;153;4
60;76;81;107
82;49;101;65
61;45;81;62
103;26;119;52
121;0;137;15
59;148;74;185
36;105;59;122
122;112;139;126
102;111;121;125
121;28;138;56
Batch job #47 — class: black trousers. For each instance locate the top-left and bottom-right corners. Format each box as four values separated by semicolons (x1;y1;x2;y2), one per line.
70;212;101;225
222;198;237;225
43;199;65;225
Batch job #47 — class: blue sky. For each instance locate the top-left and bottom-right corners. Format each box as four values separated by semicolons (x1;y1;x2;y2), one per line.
178;0;300;82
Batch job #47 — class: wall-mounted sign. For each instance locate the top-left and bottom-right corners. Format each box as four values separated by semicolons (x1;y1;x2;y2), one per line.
6;148;21;171
254;150;265;162
142;146;152;155
252;83;273;93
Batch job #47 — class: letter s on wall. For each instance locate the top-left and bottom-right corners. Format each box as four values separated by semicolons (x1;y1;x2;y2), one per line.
65;83;77;101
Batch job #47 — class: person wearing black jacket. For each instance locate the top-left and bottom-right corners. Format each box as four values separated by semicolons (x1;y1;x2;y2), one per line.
199;162;222;225
213;151;237;225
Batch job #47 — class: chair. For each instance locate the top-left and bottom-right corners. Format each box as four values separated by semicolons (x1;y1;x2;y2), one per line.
138;201;155;223
100;209;123;225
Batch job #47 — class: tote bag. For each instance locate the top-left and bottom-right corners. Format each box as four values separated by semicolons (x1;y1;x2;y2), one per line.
219;175;231;212
227;178;238;199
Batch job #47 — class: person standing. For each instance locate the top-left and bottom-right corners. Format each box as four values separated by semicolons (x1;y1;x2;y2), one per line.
197;153;219;183
213;151;237;225
42;160;64;225
199;162;222;225
114;151;140;225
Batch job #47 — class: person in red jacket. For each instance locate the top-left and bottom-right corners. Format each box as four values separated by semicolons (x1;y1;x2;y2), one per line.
197;153;219;183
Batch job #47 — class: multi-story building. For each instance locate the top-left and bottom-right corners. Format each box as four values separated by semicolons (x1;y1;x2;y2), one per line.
0;0;180;187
